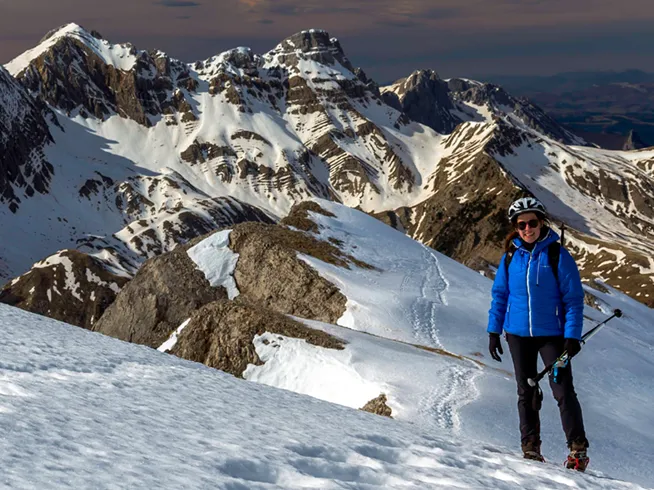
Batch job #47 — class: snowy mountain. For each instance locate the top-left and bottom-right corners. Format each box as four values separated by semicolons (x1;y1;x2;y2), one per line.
381;69;586;145
1;200;653;487
1;22;653;318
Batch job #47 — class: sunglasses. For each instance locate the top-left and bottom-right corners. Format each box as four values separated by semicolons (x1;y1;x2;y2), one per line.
516;219;540;231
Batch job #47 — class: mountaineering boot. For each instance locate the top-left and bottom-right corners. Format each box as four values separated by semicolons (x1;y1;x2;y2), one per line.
522;439;545;462
565;440;589;471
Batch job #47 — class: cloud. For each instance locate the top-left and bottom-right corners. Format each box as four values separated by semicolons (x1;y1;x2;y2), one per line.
155;0;201;7
375;18;418;28
258;19;274;24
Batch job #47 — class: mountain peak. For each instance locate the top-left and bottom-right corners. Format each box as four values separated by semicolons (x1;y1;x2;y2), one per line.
282;29;335;53
5;23;137;77
267;29;356;73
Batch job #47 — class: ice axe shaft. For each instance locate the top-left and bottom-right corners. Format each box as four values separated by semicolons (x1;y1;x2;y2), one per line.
527;309;622;387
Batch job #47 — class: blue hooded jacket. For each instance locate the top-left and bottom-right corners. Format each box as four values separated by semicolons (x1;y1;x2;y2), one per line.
487;228;585;340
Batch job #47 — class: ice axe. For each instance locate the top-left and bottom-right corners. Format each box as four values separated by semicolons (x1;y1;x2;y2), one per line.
528;308;623;388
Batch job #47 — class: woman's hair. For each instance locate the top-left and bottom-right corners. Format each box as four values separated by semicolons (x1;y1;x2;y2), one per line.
504;212;550;252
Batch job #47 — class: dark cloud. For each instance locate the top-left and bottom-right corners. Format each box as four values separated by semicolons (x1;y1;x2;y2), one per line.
177;15;192;19
258;19;274;24
423;8;462;19
155;0;201;7
268;4;360;16
375;19;418;28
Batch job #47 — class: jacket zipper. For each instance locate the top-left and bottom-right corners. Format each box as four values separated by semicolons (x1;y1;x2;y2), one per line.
527;250;534;336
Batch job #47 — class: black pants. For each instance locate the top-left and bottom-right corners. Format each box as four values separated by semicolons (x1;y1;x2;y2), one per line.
506;333;587;448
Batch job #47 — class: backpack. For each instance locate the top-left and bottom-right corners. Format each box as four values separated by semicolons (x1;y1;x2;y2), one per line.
504;241;561;282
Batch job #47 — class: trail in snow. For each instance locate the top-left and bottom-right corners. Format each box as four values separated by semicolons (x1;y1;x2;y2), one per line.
406;244;484;434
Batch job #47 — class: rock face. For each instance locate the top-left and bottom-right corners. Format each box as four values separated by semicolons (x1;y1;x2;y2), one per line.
10;24;197;127
381;70;458;135
92;202;351;376
94;202;350;346
0;196;274;323
0;66;55;213
0;250;128;329
92;234;227;346
172;300;345;377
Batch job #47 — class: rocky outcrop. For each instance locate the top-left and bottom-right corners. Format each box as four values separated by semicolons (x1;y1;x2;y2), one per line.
360;394;393;418
382;70;459;134
93;234;227;346
229;213;359;323
92;202;360;348
0;66;55;213
171;300;345;377
0;250;129;329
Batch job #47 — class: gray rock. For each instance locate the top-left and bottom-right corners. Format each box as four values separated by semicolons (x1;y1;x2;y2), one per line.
171;299;345;377
93;235;227;347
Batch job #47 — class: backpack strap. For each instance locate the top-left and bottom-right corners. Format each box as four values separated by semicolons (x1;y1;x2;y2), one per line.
547;241;561;283
504;241;560;282
504;246;515;276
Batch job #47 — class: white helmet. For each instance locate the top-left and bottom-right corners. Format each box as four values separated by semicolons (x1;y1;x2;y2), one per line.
508;197;546;221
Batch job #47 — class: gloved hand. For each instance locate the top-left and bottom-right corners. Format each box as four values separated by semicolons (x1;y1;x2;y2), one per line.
489;333;503;362
564;338;581;358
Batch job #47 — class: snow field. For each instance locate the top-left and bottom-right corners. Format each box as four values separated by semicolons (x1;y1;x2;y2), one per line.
0;304;647;489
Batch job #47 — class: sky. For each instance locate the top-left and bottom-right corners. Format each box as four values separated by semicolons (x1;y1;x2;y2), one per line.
1;0;653;85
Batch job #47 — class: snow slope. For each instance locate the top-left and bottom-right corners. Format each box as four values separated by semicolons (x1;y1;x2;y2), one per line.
236;200;654;486
0;303;649;489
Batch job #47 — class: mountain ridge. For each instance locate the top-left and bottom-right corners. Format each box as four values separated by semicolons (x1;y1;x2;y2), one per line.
1;23;653;314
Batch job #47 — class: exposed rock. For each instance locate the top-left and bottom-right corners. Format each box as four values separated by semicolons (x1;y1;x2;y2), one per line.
171;300;345;377
92;201;373;347
229;221;348;323
386;70;459;134
0;250;128;329
93;234;227;347
13;26;195;127
0;66;55;212
360;394;393;418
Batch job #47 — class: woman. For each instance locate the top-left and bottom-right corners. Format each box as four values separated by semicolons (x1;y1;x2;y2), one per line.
487;196;590;470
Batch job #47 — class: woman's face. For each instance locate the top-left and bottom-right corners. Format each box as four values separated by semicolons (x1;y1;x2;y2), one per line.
515;212;542;244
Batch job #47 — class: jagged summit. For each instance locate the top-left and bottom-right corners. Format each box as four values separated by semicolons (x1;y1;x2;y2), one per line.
268;29;356;73
6;23;139;77
382;69;586;145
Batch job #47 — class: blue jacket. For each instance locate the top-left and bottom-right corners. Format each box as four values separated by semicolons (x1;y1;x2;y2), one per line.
487;229;585;340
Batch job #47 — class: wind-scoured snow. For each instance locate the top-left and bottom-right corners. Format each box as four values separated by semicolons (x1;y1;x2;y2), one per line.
0;304;648;489
187;230;240;299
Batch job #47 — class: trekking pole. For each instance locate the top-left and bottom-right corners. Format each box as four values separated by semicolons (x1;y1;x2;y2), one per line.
527;309;622;387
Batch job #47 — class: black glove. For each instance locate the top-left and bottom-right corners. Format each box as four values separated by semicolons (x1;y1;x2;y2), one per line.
564;338;581;358
489;333;503;362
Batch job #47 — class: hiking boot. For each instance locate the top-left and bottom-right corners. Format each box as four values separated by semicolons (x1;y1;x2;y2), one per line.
565;439;589;471
522;439;545;462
